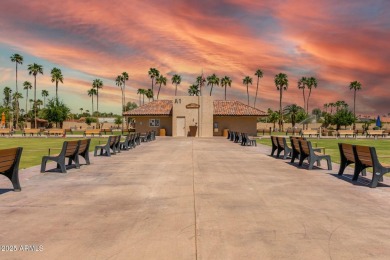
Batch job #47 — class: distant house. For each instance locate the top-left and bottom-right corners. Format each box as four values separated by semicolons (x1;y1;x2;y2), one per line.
123;96;267;136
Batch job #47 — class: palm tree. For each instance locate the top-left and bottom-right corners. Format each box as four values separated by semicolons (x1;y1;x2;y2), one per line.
87;88;97;113
12;92;23;128
349;81;362;129
29;99;34;110
41;90;49;107
254;69;263;108
196;75;206;95
306;77;318;113
79;108;83;116
10;53;23;129
297;77;307;113
188;84;200;96
148;68;160;100
92;79;103;116
220;76;232;100
207;74;219;96
274;73;288;131
137;88;144;106
172;74;181;96
242;76;252;105
28;63;43;128
116;75;124;111
3;87;12;108
156;75;167;100
283;104;304;127
323;103;328;114
335;100;343;112
50;67;63;102
146;89;153;102
35;99;43;110
121;72;129;111
23;81;32;113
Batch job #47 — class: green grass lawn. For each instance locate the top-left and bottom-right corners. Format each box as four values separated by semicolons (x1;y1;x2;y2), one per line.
0;138;108;169
257;135;390;166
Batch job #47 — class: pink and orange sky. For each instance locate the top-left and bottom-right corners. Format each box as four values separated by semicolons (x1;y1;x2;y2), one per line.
0;0;389;115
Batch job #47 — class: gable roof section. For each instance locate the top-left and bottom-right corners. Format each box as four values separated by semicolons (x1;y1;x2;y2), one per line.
123;100;173;116
123;99;267;116
213;100;267;116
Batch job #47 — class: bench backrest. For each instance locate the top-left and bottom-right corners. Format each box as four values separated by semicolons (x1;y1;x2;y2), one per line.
271;136;278;147
338;130;354;134
85;129;100;134
367;130;383;134
302;130;318;135
0;128;11;133
24;129;40;133
338;143;355;162
299;140;311;155
64;140;79;157
108;136;116;146
277;137;285;148
78;139;91;154
291;137;301;153
0;147;22;173
354;145;373;167
49;129;64;134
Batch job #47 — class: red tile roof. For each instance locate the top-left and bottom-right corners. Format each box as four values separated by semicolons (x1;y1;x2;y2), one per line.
123;100;173;116
123;100;267;116
213;100;267;116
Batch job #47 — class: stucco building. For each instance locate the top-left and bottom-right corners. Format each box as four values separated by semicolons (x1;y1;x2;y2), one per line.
123;96;267;137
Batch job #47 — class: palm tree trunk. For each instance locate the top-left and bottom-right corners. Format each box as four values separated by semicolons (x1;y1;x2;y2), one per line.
55;81;58;101
92;95;94;114
254;76;259;107
175;84;177;96
151;78;154;100
210;84;213;96
25;90;28;115
225;86;227;100
34;75;37;129
96;89;99;114
353;90;356;130
307;89;312;115
143;94;145;105
247;85;249;105
279;87;282;131
157;83;162;100
15;63;19;129
302;89;306;113
123;82;126;112
139;94;141;106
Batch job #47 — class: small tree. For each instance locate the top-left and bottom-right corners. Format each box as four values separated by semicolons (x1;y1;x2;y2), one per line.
114;116;123;128
332;109;355;130
41;98;70;128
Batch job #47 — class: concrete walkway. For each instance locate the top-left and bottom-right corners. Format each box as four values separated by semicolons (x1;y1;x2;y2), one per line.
1;137;390;259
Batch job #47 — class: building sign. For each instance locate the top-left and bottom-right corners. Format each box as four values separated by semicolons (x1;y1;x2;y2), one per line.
186;103;200;109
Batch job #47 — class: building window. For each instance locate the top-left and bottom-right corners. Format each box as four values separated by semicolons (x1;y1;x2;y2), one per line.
149;119;160;127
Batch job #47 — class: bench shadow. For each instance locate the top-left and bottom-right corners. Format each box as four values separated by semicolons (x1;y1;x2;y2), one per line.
43;164;79;173
329;173;390;188
0;188;14;195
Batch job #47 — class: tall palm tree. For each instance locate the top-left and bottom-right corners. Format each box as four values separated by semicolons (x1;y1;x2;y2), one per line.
172;74;181;96
306;77;318;113
148;68;160;100
92;79;103;116
146;89;153;102
50;67;63;102
274;73;288;131
297;77;307;113
28;63;43;128
137;88;144;106
196;75;206;95
121;72;129;111
10;53;23;129
349;81;362;129
41;90;49;107
116;75;124;111
335;100;343;112
23;81;32;114
156;75;167;100
220;76;232;100
242;76;252;105
207;74;219;96
283;104;304;127
254;69;263;108
188;84;200;96
35;99;43;110
115;75;125;130
87;88;97;113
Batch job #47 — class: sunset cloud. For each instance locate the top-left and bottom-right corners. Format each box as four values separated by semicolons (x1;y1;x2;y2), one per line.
0;0;388;115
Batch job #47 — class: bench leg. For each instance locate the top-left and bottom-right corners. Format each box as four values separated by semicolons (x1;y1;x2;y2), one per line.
40;157;48;173
370;172;382;188
326;157;332;170
338;159;348;175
